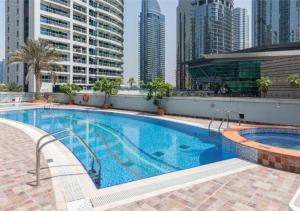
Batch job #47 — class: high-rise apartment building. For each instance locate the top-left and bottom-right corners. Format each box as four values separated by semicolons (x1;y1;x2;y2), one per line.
193;0;233;58
0;60;4;83
139;0;165;83
5;0;124;92
176;0;233;90
176;0;194;90
233;8;249;51
252;0;300;47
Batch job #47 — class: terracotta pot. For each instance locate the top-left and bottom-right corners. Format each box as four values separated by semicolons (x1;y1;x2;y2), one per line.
69;100;75;105
101;104;111;109
157;108;166;116
31;99;48;103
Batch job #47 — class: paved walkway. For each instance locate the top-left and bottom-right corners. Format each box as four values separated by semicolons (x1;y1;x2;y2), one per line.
0;123;56;211
110;166;300;211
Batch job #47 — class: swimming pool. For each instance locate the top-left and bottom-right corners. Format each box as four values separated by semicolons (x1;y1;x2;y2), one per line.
241;128;300;151
0;108;236;188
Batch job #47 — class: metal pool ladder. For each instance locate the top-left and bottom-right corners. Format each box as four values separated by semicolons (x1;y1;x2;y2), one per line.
208;109;231;134
43;103;54;109
208;109;245;134
34;128;101;187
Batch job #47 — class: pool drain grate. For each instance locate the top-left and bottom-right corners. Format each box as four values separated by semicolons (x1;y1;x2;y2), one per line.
122;160;134;167
152;151;164;157
179;145;190;149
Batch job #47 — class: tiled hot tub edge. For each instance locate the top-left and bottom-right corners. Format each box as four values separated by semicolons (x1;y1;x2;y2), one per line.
257;150;300;173
222;127;300;174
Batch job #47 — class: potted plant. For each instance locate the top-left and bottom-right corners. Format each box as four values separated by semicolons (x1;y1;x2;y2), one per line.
146;78;173;115
9;38;61;102
256;76;272;97
210;82;221;95
93;78;122;109
60;83;81;104
127;77;136;88
288;74;300;88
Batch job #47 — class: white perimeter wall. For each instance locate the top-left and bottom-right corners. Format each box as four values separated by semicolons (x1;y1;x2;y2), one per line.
54;93;300;126
0;92;34;102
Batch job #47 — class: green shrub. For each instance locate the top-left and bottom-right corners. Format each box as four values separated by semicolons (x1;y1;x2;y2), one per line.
93;78;122;105
146;79;173;109
60;83;81;103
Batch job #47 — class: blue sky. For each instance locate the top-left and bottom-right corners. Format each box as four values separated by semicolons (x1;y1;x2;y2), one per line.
0;0;252;85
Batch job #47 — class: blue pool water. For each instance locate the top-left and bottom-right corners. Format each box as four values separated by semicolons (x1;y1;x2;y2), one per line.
0;108;236;188
242;132;300;151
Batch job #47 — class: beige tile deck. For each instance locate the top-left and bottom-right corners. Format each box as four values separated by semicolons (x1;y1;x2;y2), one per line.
109;166;300;211
0;123;56;211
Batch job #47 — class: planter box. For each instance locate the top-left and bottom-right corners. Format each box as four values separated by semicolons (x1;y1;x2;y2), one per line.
31;99;48;103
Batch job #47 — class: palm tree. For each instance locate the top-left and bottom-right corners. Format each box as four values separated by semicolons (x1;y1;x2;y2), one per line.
256;76;272;97
127;77;136;88
288;74;300;88
9;38;61;99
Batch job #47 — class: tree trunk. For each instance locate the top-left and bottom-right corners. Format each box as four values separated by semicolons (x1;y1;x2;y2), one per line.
35;72;41;99
104;94;109;105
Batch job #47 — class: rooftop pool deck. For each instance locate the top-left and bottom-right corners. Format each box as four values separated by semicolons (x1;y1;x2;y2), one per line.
0;104;299;210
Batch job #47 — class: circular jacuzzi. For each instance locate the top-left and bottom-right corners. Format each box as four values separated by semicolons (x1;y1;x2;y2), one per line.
222;126;300;174
240;128;300;151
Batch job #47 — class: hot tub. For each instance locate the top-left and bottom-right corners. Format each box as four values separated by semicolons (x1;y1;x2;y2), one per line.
240;128;300;151
222;126;300;173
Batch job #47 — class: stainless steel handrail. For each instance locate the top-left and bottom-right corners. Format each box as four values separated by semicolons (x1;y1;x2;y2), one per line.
43;103;54;109
208;109;220;131
218;117;225;131
34;128;101;187
208;109;231;133
36;128;72;160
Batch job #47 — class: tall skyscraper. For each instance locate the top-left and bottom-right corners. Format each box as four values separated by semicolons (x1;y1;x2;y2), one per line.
176;0;194;90
0;60;4;83
5;0;124;92
193;0;233;58
139;0;165;83
252;0;300;47
176;0;233;90
233;8;249;51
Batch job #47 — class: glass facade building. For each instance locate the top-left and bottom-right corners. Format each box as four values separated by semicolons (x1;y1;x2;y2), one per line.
193;0;234;58
188;60;261;96
176;0;194;90
252;0;300;47
233;8;249;51
139;0;165;83
176;0;233;90
188;46;300;97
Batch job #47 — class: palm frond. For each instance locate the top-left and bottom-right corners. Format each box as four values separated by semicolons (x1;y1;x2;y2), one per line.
8;38;62;96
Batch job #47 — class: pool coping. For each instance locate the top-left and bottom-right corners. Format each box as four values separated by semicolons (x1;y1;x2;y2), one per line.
222;126;300;158
222;126;300;173
0;105;258;210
